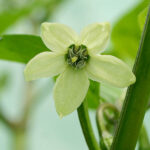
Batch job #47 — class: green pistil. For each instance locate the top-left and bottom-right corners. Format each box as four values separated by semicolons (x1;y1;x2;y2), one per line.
66;44;89;69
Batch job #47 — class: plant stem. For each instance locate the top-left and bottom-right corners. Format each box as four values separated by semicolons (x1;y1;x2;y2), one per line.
77;100;101;150
13;129;26;150
111;6;150;150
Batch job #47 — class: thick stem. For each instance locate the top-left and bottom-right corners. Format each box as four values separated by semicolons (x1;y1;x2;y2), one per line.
111;6;150;150
77;100;101;150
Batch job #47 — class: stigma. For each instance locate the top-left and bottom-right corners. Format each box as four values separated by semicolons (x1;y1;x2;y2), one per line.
66;44;89;69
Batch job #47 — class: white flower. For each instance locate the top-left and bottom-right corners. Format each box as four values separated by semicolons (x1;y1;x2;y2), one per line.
24;22;136;117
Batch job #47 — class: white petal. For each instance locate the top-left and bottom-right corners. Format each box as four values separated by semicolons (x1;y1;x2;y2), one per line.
41;23;78;52
86;55;136;88
24;52;66;81
80;22;110;54
53;67;89;117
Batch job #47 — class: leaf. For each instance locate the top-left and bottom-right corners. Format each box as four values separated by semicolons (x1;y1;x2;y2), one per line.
0;0;68;34
138;7;149;30
111;6;150;150
100;83;123;104
102;1;149;107
0;34;49;63
111;0;149;62
86;80;100;109
138;126;150;150
0;74;9;92
0;8;32;34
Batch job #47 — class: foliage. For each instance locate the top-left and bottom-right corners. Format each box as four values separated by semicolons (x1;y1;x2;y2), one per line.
138;126;150;150
0;35;49;63
0;7;33;34
138;7;149;30
86;80;100;109
0;74;9;92
110;0;149;64
101;0;150;108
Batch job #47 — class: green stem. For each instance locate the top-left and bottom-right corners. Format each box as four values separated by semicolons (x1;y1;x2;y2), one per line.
111;6;150;150
13;129;26;150
77;100;101;150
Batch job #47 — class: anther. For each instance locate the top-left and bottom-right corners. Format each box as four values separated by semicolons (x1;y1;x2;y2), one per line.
66;44;89;69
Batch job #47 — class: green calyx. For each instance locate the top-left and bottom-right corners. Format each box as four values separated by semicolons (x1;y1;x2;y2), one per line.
66;44;89;69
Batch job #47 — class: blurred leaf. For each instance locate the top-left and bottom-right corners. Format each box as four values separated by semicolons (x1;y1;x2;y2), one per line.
0;74;9;92
102;0;149;111
0;4;36;34
138;126;150;150
100;83;123;104
111;0;149;62
0;0;66;34
27;0;67;27
138;7;149;30
0;34;49;63
86;80;100;109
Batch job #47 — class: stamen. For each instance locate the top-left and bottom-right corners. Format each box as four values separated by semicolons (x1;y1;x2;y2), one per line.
66;44;89;69
71;56;78;63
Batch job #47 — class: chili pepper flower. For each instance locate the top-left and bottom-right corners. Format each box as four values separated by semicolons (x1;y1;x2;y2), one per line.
24;22;136;117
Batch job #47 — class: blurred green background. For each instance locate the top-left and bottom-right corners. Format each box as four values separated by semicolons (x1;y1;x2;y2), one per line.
0;0;150;150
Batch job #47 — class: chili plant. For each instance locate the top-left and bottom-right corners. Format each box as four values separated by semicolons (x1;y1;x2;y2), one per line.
0;0;150;150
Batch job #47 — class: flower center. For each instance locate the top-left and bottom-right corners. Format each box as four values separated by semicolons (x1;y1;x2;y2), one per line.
66;44;89;69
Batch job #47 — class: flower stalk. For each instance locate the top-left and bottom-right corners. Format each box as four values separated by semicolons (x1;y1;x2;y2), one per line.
77;100;101;150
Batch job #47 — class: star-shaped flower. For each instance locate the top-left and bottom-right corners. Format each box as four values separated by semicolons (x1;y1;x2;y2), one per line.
24;22;136;117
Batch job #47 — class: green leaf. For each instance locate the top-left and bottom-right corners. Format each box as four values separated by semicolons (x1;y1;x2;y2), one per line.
0;0;67;34
111;6;150;150
111;0;149;62
0;34;49;63
0;8;32;34
0;74;9;92
138;126;150;150
100;83;123;104
138;7;149;30
86;80;100;109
